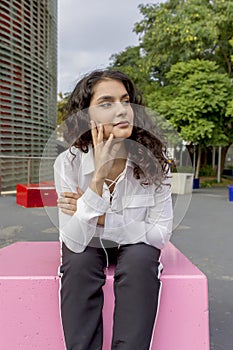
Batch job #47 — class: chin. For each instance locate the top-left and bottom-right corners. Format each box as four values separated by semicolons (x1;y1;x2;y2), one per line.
113;126;133;139
113;130;132;139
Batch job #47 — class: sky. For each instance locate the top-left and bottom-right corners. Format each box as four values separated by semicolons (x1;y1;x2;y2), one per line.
57;0;160;93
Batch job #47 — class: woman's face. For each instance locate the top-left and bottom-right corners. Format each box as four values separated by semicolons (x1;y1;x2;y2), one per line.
88;79;134;140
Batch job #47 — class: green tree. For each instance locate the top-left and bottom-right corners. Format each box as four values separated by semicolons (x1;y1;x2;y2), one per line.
109;46;156;99
110;0;233;85
109;0;233;175
134;0;233;81
57;92;70;125
147;59;233;177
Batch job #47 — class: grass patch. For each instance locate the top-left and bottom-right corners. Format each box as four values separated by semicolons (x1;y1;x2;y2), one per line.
200;176;233;188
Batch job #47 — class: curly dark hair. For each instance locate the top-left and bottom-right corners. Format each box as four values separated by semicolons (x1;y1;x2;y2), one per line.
64;69;169;186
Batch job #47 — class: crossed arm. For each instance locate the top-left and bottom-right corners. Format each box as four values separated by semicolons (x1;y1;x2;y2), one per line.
57;187;106;226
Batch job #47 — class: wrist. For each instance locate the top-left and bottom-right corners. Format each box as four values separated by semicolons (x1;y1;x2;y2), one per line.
92;171;106;184
89;176;104;196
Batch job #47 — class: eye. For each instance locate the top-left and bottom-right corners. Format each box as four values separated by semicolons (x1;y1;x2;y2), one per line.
122;100;130;105
99;102;112;108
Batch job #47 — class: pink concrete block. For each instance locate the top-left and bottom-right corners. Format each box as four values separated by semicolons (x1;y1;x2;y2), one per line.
102;246;210;350
0;242;64;350
0;242;209;350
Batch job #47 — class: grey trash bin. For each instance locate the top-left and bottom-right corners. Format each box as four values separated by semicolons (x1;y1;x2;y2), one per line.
171;173;194;194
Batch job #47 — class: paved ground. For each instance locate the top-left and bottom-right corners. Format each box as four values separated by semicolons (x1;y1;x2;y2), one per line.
0;186;233;349
172;187;233;350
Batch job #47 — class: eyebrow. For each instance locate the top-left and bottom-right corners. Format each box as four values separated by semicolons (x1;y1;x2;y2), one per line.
96;93;129;102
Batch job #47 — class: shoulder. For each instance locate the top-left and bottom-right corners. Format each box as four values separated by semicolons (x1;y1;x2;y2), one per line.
54;147;81;170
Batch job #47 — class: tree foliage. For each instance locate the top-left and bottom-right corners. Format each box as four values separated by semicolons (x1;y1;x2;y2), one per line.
110;0;233;86
109;46;155;99
57;92;70;125
147;59;233;146
134;0;233;81
109;0;233;175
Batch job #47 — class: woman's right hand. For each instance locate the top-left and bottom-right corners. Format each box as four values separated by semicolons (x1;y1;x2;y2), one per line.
90;121;120;183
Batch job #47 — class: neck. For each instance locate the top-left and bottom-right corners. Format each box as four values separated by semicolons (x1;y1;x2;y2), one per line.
114;140;127;161
106;141;127;182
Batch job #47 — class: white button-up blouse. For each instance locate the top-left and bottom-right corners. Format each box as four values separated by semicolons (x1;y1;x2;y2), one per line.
54;146;173;253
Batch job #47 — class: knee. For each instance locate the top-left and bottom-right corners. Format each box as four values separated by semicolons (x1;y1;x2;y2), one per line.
115;243;161;281
60;244;104;281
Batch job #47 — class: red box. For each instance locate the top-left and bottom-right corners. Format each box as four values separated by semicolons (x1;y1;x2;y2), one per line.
16;183;57;208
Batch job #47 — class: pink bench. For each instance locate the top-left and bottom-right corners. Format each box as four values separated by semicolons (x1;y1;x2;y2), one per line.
0;242;209;349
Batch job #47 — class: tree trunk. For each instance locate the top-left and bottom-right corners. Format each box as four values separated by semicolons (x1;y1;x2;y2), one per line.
217;146;222;183
195;144;202;179
203;147;208;167
212;146;216;170
221;144;231;174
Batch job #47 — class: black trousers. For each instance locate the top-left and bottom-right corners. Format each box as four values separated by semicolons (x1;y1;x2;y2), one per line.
59;241;162;350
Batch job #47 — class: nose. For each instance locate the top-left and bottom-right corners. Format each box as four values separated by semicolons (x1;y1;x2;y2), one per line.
115;101;127;117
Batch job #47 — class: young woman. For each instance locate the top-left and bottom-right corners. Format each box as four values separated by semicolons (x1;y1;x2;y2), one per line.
54;69;173;350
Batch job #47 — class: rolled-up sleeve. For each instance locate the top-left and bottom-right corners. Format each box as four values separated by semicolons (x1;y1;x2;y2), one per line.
54;153;110;253
144;182;173;248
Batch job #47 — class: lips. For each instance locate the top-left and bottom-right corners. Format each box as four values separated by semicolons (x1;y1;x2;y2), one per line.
113;120;130;127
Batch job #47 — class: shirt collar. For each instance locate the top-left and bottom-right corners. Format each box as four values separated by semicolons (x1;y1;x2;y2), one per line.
82;148;95;175
81;147;134;176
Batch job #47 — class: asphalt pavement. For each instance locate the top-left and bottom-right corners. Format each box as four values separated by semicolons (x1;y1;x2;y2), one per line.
0;186;233;350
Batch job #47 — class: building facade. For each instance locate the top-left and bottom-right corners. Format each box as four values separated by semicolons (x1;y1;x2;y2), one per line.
0;0;57;191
